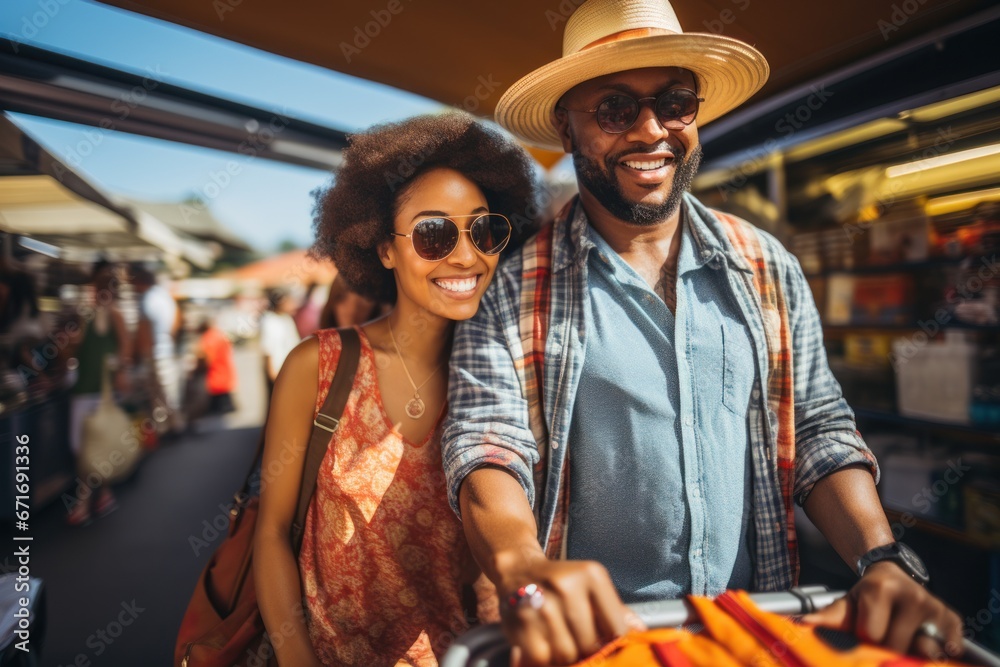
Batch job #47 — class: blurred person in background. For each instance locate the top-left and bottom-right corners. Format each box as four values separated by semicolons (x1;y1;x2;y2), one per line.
127;284;159;447
66;260;131;526
318;273;383;330
131;264;181;432
0;271;50;403
0;270;43;341
253;111;538;667
294;281;324;338
259;287;300;396
196;316;237;423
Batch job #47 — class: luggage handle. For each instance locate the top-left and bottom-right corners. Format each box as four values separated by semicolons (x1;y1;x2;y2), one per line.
631;585;840;627
440;587;1000;667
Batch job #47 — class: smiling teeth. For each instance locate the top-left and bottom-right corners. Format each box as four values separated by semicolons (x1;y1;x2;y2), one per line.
434;277;477;293
624;158;667;170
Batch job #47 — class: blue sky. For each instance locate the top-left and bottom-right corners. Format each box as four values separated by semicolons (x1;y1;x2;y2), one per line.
0;0;445;252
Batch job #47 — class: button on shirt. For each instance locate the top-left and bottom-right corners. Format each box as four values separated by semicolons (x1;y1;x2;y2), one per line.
567;214;756;602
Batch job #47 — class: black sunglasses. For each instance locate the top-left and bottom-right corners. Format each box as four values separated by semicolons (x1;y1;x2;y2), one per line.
390;213;512;262
560;88;704;134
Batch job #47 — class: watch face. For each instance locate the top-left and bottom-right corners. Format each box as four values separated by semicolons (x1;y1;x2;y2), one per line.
898;543;930;581
859;542;930;584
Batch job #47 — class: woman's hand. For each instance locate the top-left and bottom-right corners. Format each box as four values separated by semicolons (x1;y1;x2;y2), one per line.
497;552;638;667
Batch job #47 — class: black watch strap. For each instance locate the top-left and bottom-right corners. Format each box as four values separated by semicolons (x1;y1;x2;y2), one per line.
857;542;930;585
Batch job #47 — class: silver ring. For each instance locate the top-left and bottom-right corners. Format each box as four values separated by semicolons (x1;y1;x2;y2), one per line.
507;583;545;611
919;621;946;644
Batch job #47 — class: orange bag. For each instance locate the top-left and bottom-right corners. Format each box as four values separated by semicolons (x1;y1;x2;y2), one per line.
574;590;971;667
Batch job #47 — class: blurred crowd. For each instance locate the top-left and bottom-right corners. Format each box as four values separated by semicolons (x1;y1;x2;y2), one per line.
0;259;381;527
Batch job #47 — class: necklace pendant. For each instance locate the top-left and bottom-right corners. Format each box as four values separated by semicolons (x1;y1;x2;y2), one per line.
405;396;426;419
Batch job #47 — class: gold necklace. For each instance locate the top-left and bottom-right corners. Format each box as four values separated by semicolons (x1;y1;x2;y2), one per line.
387;319;442;419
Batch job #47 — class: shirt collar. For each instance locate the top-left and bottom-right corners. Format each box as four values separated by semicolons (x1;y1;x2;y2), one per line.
555;194;736;274
683;192;754;274
678;206;716;275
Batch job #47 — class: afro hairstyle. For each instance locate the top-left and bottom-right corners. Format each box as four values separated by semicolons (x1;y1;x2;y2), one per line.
310;111;540;303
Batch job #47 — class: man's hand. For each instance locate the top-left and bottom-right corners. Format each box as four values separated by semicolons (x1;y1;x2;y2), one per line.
498;553;638;667
803;561;964;660
459;468;642;666
802;466;964;659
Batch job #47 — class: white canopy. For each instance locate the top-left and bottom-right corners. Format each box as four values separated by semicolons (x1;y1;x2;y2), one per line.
0;114;216;268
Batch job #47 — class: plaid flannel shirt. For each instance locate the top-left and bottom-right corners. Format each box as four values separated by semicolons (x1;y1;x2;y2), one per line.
443;193;879;591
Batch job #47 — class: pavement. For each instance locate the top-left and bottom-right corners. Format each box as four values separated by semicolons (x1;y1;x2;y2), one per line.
25;341;268;667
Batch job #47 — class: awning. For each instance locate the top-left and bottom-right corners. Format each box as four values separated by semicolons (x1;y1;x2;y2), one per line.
119;197;254;253
0;173;160;263
0;113;217;268
98;0;993;155
215;248;335;289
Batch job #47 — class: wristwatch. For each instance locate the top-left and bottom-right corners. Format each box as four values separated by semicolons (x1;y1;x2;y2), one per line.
856;542;930;585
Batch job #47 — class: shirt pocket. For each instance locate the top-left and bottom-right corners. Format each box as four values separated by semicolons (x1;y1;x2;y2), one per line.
722;318;754;415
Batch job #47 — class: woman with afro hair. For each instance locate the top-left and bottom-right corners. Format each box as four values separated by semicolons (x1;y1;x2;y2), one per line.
254;111;539;666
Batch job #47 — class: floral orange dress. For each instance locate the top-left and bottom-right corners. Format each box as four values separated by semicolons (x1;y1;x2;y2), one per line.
298;327;498;666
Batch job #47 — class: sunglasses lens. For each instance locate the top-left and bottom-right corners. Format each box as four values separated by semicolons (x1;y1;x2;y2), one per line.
470;214;512;255
656;89;699;125
411;218;458;260
596;95;639;133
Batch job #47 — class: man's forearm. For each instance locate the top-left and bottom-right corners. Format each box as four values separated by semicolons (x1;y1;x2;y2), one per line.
460;467;634;665
802;463;894;570
459;466;546;587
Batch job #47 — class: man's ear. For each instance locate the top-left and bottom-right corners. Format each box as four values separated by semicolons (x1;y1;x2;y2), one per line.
377;239;395;270
552;107;574;154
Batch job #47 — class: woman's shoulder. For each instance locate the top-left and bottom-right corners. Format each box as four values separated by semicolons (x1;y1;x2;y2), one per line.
280;329;355;382
268;336;322;413
281;335;322;376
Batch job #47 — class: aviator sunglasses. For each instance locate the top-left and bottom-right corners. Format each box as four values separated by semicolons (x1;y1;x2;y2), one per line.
560;88;704;134
390;213;512;261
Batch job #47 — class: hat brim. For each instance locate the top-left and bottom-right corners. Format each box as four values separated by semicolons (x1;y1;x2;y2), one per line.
495;33;769;152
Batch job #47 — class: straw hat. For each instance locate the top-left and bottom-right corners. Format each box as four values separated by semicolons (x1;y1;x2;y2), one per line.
495;0;769;151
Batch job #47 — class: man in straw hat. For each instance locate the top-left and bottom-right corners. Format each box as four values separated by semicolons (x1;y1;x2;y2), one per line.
443;0;963;664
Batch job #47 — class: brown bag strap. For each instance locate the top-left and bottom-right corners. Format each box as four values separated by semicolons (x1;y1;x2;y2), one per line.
289;326;360;553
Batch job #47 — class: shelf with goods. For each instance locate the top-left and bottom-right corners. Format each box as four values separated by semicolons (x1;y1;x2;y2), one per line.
691;107;1000;546
869;426;999;562
797;201;1000;554
776;103;1000;565
788;180;1000;435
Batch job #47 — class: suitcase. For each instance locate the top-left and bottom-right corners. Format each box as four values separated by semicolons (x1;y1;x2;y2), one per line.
440;586;1000;667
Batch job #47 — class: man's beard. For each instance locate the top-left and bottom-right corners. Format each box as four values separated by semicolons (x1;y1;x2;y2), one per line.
572;139;703;226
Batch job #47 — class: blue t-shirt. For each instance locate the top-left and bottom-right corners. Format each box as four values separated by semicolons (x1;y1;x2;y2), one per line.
567;213;756;601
